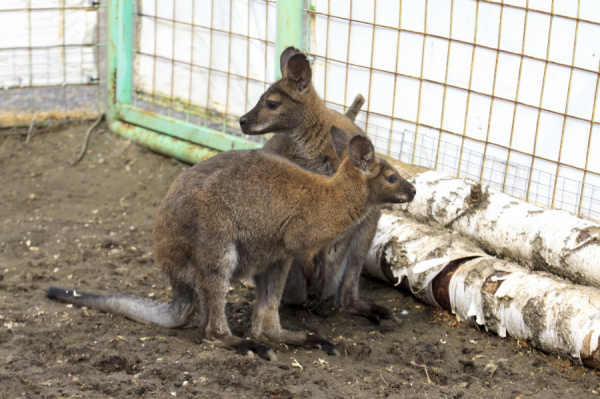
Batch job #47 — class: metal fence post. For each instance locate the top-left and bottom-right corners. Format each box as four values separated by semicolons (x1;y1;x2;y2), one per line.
106;0;118;123
274;0;304;81
106;0;132;124
116;0;133;106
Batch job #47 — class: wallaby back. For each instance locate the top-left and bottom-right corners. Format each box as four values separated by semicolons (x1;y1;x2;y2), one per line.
155;135;410;279
47;134;414;359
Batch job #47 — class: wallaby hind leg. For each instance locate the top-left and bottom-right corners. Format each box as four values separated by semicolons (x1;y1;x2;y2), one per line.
337;209;394;324
252;260;340;356
181;288;208;330
197;258;276;361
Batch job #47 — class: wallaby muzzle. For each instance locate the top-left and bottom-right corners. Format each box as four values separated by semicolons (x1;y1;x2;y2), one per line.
404;185;417;203
239;109;259;135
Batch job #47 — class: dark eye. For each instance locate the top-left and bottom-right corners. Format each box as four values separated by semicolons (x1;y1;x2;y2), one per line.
265;100;280;110
387;174;397;183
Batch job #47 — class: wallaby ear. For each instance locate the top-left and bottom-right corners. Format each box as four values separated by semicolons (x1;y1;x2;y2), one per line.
287;53;312;92
329;125;346;137
280;46;301;77
348;135;374;172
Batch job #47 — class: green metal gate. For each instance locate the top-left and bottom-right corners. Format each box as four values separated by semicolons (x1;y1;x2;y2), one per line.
105;0;305;164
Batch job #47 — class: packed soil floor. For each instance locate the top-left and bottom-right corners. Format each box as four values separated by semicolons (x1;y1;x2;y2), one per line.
1;123;600;398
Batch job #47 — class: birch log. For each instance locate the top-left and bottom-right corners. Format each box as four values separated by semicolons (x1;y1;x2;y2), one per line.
404;170;600;288
364;212;487;306
365;209;600;369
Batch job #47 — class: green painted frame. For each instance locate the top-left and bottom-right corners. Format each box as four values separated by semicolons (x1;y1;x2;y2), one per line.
106;0;304;164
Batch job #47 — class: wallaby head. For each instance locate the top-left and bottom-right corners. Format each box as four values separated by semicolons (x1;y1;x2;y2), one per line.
239;47;317;135
345;134;416;206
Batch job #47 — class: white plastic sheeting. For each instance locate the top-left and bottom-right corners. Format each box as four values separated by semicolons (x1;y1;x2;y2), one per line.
310;1;600;186
135;0;276;117
0;0;98;89
134;0;600;220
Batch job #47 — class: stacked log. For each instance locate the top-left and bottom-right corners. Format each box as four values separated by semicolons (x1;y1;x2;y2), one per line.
365;180;600;368
404;170;600;287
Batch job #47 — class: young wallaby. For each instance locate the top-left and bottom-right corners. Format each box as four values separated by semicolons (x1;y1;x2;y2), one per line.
47;134;415;360
240;47;414;323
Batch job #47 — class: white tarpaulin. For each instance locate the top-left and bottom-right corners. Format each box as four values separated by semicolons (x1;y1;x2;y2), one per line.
134;0;600;220
0;0;98;89
309;0;600;220
135;0;276;117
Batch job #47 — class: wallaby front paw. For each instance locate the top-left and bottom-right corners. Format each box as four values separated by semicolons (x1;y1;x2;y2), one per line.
366;304;393;325
236;340;277;361
305;284;323;310
305;334;341;356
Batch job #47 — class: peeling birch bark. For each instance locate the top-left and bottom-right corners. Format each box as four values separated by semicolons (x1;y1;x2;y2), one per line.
449;257;600;368
365;209;600;369
364;211;487;306
404;170;600;288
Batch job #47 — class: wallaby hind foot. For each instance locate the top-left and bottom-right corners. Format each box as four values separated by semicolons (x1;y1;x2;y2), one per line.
306;334;341;356
254;308;340;356
237;340;277;361
251;261;340;356
344;300;393;325
204;336;277;361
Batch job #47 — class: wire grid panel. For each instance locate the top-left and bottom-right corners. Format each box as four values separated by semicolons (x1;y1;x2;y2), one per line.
133;0;276;128
0;0;102;128
309;0;600;221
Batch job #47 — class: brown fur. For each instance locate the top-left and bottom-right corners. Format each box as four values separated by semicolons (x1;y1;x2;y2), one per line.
240;47;413;323
47;135;415;359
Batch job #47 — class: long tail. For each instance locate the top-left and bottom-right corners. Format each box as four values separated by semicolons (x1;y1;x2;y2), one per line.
46;287;194;328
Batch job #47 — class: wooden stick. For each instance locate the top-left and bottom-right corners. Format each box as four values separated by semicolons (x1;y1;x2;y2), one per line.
410;361;433;384
25;116;35;144
72;113;105;165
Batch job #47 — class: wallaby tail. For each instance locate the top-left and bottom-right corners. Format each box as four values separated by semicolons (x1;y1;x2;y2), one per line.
46;287;195;328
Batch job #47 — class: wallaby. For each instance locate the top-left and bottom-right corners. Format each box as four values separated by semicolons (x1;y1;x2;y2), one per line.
240;47;412;323
47;134;416;360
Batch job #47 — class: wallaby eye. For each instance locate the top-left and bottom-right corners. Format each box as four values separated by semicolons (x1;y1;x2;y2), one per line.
387;174;397;183
265;100;281;110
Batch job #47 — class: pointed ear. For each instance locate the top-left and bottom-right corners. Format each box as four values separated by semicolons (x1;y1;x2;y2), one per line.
287;53;312;92
280;47;301;77
348;135;374;172
329;125;346;137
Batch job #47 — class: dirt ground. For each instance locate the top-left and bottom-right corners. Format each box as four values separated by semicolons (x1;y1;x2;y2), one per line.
1;123;599;398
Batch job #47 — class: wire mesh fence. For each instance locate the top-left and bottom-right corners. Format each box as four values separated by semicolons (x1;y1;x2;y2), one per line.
366;124;600;222
308;0;600;222
0;0;104;132
130;0;278;143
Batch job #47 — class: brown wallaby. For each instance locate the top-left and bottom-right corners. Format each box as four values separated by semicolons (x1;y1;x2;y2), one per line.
240;47;411;323
47;134;415;360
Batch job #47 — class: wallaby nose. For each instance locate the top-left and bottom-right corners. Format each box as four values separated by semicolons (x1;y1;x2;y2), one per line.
411;187;417;196
239;116;247;126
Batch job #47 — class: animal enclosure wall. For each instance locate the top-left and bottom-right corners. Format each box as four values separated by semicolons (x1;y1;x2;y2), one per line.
131;0;278;141
307;0;600;222
0;0;102;129
0;1;597;221
125;0;600;222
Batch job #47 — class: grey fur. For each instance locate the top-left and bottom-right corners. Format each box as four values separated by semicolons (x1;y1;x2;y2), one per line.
240;47;416;323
